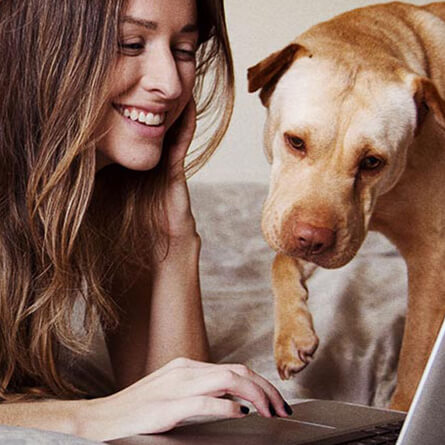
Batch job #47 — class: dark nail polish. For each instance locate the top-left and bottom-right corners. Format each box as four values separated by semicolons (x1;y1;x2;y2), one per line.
240;405;250;415
269;402;276;416
284;402;293;415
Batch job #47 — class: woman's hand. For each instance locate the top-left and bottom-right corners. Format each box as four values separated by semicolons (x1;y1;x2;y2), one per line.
81;358;292;441
163;99;198;241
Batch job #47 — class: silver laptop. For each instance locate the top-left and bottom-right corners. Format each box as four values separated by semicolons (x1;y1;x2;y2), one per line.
112;318;445;445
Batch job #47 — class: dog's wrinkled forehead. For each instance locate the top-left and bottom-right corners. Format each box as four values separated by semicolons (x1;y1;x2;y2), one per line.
269;57;417;153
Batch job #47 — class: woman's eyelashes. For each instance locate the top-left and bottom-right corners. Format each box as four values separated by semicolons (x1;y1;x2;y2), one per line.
118;38;197;62
172;46;197;62
118;39;145;55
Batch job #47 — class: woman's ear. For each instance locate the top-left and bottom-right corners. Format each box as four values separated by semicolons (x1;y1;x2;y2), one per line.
247;43;308;106
412;76;445;134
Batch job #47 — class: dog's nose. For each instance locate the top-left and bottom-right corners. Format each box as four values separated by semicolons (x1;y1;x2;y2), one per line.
294;222;336;255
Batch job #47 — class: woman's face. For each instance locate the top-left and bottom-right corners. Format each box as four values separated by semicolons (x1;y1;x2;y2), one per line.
96;0;198;171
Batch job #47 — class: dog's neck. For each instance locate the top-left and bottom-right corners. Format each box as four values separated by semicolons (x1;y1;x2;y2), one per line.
371;116;445;264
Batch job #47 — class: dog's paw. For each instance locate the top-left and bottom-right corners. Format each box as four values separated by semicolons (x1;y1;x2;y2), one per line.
275;331;319;379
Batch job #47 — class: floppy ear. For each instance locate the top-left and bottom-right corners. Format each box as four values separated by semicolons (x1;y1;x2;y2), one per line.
247;43;308;106
413;77;445;134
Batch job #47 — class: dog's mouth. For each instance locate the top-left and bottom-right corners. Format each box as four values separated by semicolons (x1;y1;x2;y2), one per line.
284;246;358;269
261;200;369;268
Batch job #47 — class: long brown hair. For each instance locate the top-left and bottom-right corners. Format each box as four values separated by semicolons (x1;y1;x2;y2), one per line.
0;0;234;400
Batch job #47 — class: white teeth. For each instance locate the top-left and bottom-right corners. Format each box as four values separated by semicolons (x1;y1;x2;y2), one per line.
145;112;163;126
121;107;165;126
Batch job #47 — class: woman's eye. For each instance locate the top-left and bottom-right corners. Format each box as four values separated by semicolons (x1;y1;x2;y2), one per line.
285;133;306;152
359;155;384;171
118;41;144;54
173;48;197;62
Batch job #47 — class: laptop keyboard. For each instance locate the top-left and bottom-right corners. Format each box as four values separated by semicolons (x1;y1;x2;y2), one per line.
342;420;404;444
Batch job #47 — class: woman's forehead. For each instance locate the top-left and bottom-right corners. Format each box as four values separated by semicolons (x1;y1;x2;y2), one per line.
122;0;198;29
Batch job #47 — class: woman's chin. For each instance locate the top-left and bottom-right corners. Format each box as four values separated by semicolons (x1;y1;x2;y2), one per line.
96;147;163;172
114;155;162;172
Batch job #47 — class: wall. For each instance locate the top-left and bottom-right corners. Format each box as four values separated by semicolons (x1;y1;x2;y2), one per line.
191;0;431;184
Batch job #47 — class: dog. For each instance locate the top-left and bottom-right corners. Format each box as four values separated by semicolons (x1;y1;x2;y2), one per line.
247;1;445;412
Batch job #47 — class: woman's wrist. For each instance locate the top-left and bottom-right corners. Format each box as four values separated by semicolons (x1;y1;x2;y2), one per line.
169;230;201;250
73;398;99;441
0;398;110;443
154;231;201;268
147;228;207;370
75;396;119;442
165;212;200;244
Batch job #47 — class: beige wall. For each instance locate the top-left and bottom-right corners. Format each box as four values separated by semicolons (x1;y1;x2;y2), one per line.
191;0;432;183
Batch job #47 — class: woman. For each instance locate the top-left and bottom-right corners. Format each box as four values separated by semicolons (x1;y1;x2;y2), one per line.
0;0;292;441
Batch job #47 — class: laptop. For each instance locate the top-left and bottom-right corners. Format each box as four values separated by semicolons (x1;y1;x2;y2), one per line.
111;318;445;445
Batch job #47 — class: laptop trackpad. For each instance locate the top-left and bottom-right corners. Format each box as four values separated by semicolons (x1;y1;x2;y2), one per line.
164;414;334;445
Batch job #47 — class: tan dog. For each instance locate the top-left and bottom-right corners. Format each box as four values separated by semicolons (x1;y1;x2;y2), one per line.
248;1;445;412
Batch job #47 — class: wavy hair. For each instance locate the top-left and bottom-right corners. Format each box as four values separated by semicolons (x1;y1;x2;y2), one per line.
0;0;234;400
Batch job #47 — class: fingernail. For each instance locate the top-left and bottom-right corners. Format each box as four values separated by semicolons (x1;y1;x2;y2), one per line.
269;402;276;416
240;405;250;415
284;402;293;415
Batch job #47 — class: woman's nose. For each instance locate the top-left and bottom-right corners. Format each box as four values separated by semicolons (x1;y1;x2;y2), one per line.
140;46;182;100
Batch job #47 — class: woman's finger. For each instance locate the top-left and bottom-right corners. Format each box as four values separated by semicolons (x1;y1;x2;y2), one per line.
168;396;250;429
162;359;290;417
166;99;197;177
131;396;249;435
132;358;291;419
216;363;291;417
158;367;273;418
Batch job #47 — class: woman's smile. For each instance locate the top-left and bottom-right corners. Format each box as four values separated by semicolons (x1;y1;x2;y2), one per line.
114;104;166;127
112;103;167;139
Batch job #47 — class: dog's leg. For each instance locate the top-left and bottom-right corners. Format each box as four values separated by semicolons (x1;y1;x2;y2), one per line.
390;262;445;411
272;253;319;379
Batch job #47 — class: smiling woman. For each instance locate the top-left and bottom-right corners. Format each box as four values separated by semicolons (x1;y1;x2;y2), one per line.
0;0;290;441
96;0;199;171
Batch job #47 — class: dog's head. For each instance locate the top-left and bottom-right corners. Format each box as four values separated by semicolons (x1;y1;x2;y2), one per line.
248;43;445;268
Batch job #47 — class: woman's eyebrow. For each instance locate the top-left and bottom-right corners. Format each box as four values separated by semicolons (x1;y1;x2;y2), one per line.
121;16;198;33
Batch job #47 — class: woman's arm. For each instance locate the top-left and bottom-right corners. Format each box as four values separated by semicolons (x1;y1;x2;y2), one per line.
146;231;209;370
146;111;210;370
0;358;291;442
0;399;85;437
107;100;209;388
106;231;208;389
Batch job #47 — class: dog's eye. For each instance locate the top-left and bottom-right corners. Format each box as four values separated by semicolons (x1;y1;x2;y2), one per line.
285;134;306;152
359;156;384;171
